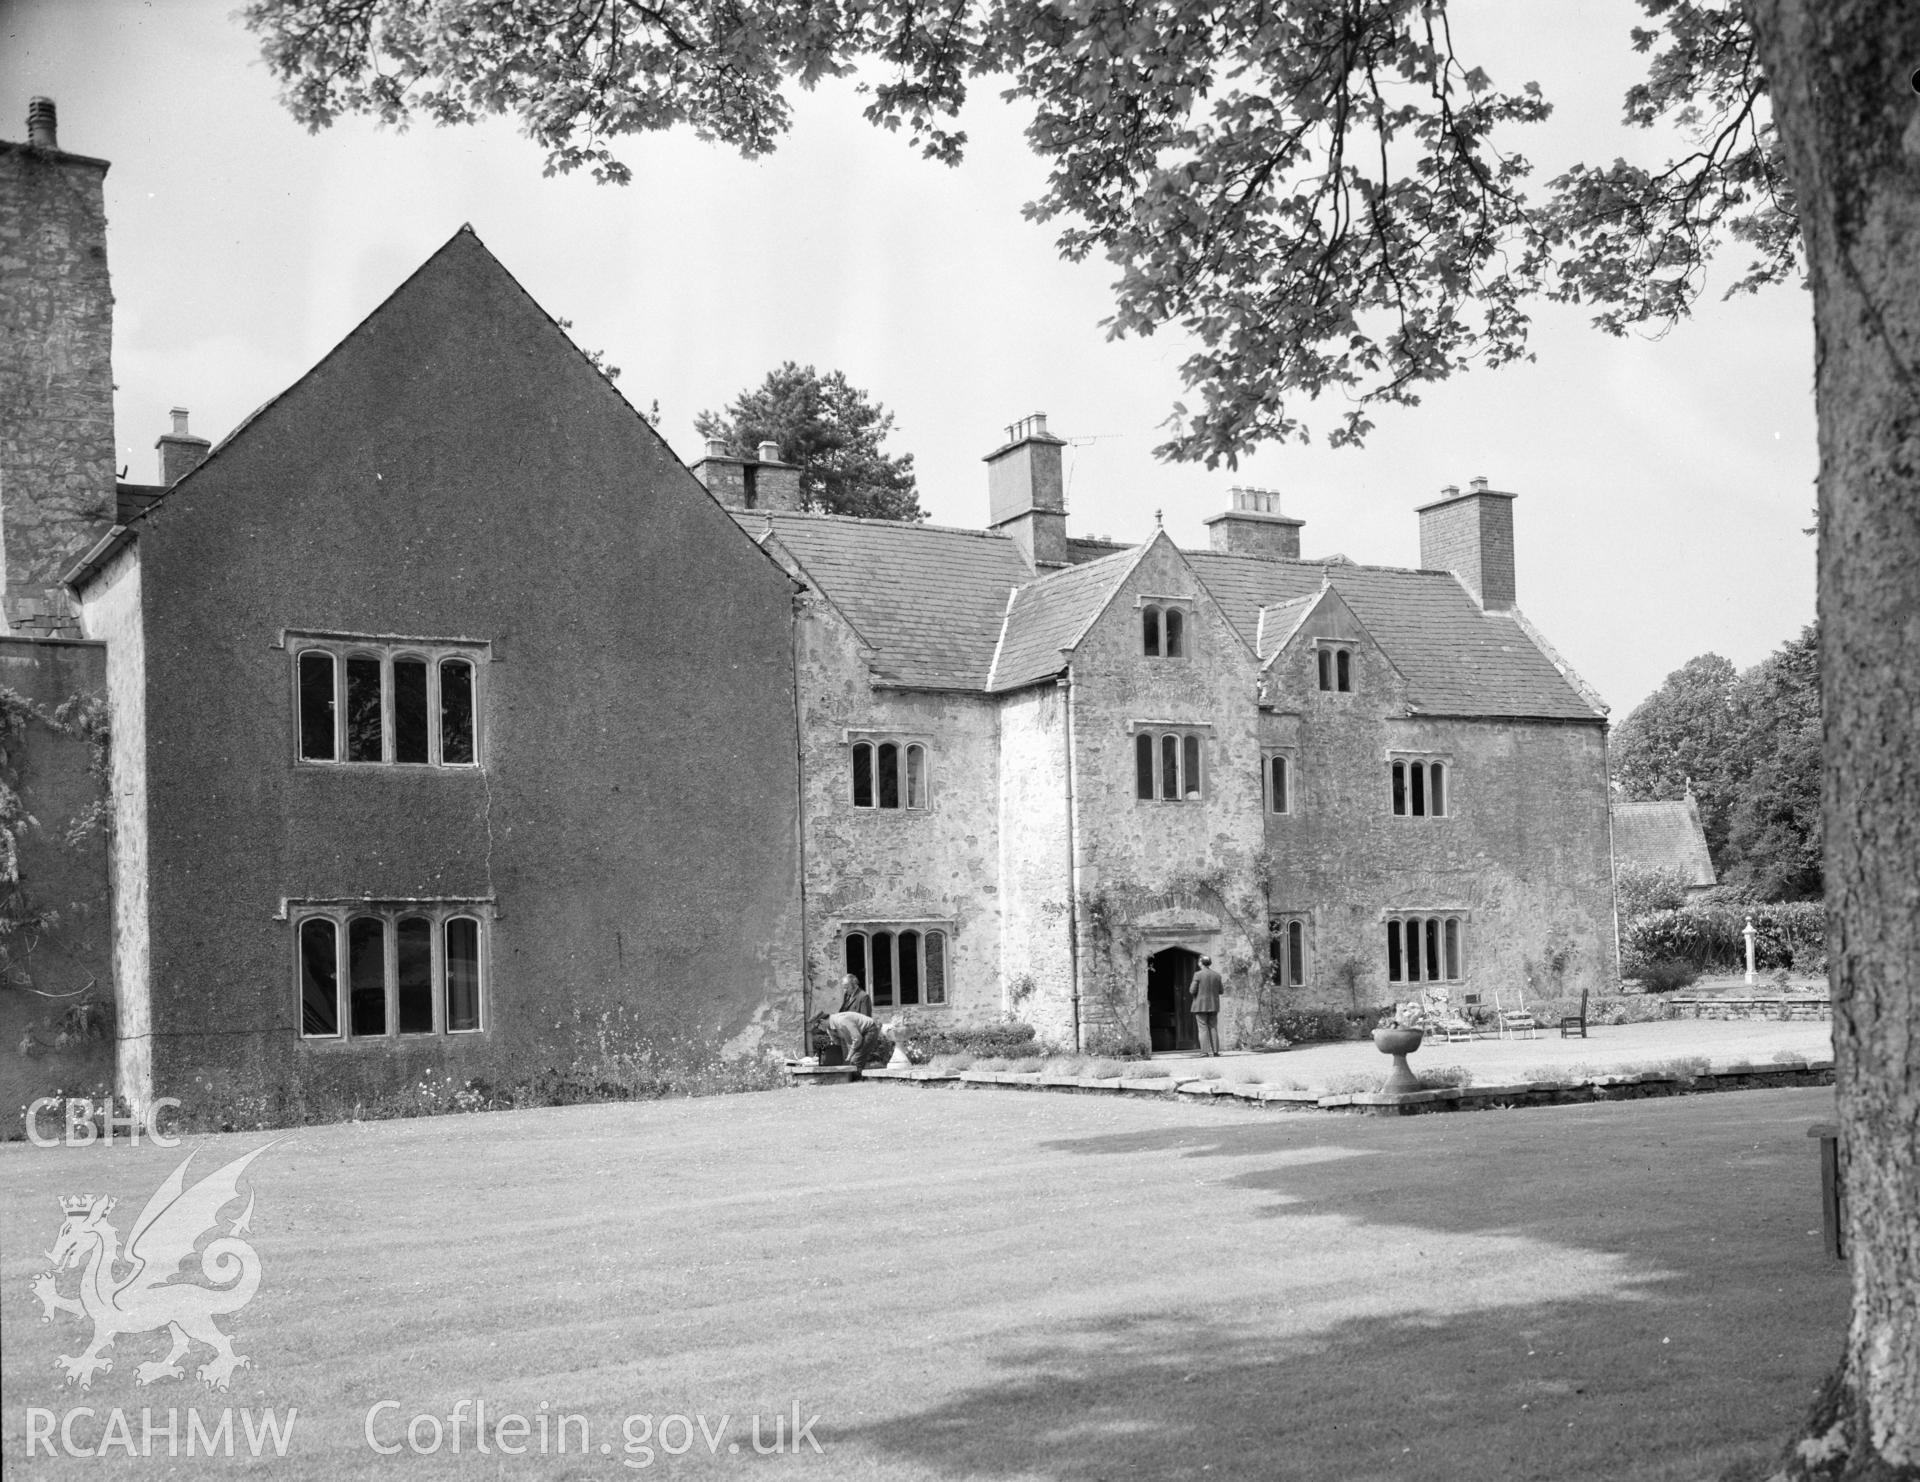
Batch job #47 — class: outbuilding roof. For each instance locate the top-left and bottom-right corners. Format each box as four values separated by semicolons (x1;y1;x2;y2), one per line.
1611;799;1718;887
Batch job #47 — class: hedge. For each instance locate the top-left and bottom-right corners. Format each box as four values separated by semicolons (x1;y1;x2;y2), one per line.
894;1016;1046;1063
1262;1008;1380;1045
1623;902;1825;977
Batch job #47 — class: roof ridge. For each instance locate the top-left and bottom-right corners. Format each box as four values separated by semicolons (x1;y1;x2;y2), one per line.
751;509;1025;542
1188;549;1461;579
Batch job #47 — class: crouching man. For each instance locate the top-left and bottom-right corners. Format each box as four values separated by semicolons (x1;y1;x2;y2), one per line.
819;1010;889;1070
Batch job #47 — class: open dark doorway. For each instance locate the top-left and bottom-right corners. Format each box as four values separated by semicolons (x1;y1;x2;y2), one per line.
1147;947;1201;1052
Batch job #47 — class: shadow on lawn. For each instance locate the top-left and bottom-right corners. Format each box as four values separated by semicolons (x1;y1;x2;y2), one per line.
840;1095;1845;1482
841;1297;1790;1482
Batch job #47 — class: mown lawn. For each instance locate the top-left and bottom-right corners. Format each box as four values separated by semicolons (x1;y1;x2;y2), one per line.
1;1085;1845;1480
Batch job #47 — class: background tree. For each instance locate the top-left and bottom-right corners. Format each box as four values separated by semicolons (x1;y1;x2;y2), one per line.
1613;626;1821;900
694;364;923;521
1724;623;1821;901
242;1;1920;1472
1611;652;1743;862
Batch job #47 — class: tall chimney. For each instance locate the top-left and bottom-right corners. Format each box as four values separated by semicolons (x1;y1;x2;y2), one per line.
752;442;803;512
1416;479;1517;610
1203;486;1304;560
2;97;114;635
27;97;57;150
984;413;1068;569
156;407;211;485
691;440;748;507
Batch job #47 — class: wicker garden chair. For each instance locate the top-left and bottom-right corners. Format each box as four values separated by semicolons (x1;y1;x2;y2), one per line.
1494;988;1539;1039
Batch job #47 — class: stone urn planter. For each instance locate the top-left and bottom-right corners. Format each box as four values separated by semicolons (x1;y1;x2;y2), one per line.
1372;1025;1425;1095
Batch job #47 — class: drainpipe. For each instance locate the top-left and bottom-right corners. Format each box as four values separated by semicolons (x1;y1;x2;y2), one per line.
1063;670;1084;1053
1602;724;1621;982
791;589;813;1053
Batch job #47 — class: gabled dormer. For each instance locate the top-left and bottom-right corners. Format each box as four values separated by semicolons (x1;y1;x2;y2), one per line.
1257;583;1409;713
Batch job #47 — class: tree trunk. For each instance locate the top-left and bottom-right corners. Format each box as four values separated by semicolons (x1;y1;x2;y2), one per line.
1744;2;1920;1477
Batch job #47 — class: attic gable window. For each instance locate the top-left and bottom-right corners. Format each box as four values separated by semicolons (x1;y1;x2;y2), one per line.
850;738;930;811
1133;728;1205;802
1390;756;1449;817
294;635;485;768
1316;643;1353;692
1141;602;1189;658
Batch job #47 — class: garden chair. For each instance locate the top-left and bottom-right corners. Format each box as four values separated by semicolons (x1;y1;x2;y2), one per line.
1494;988;1538;1039
1423;988;1474;1043
1559;986;1590;1038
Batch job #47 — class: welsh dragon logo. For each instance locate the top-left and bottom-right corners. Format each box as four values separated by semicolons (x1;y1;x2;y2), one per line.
30;1144;274;1390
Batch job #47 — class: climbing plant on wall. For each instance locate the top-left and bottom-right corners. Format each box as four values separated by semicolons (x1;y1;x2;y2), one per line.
1078;854;1273;1055
0;687;112;1043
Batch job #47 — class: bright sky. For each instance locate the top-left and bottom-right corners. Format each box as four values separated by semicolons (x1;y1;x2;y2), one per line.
3;0;1817;715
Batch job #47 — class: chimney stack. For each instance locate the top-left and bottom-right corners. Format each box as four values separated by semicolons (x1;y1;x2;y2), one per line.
1203;486;1304;560
27;97;57;150
690;439;802;512
1417;478;1517;610
156;407;212;486
2;95;114;635
984;413;1068;569
752;442;802;511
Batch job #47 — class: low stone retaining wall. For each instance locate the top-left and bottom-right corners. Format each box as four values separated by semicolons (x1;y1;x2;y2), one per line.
855;1057;1835;1116
1668;995;1831;1021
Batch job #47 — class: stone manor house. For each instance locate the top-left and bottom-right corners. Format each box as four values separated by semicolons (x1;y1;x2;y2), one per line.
2;103;1618;1114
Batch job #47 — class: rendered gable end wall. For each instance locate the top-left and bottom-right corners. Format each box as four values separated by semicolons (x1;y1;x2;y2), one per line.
123;232;804;1106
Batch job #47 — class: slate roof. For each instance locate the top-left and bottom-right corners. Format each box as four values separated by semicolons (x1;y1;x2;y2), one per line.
1187;553;1603;720
1611;800;1717;887
733;511;1032;690
724;510;1603;718
989;546;1144;691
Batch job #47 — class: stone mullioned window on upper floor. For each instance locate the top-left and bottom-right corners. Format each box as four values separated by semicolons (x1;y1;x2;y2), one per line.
1389;755;1450;817
1134;727;1206;802
850;737;930;811
292;632;485;768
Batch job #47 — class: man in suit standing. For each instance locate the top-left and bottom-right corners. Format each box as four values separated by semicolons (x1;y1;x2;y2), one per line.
1190;955;1225;1056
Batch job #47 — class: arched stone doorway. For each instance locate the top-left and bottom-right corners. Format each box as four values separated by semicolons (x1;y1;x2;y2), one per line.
1147;946;1201;1052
